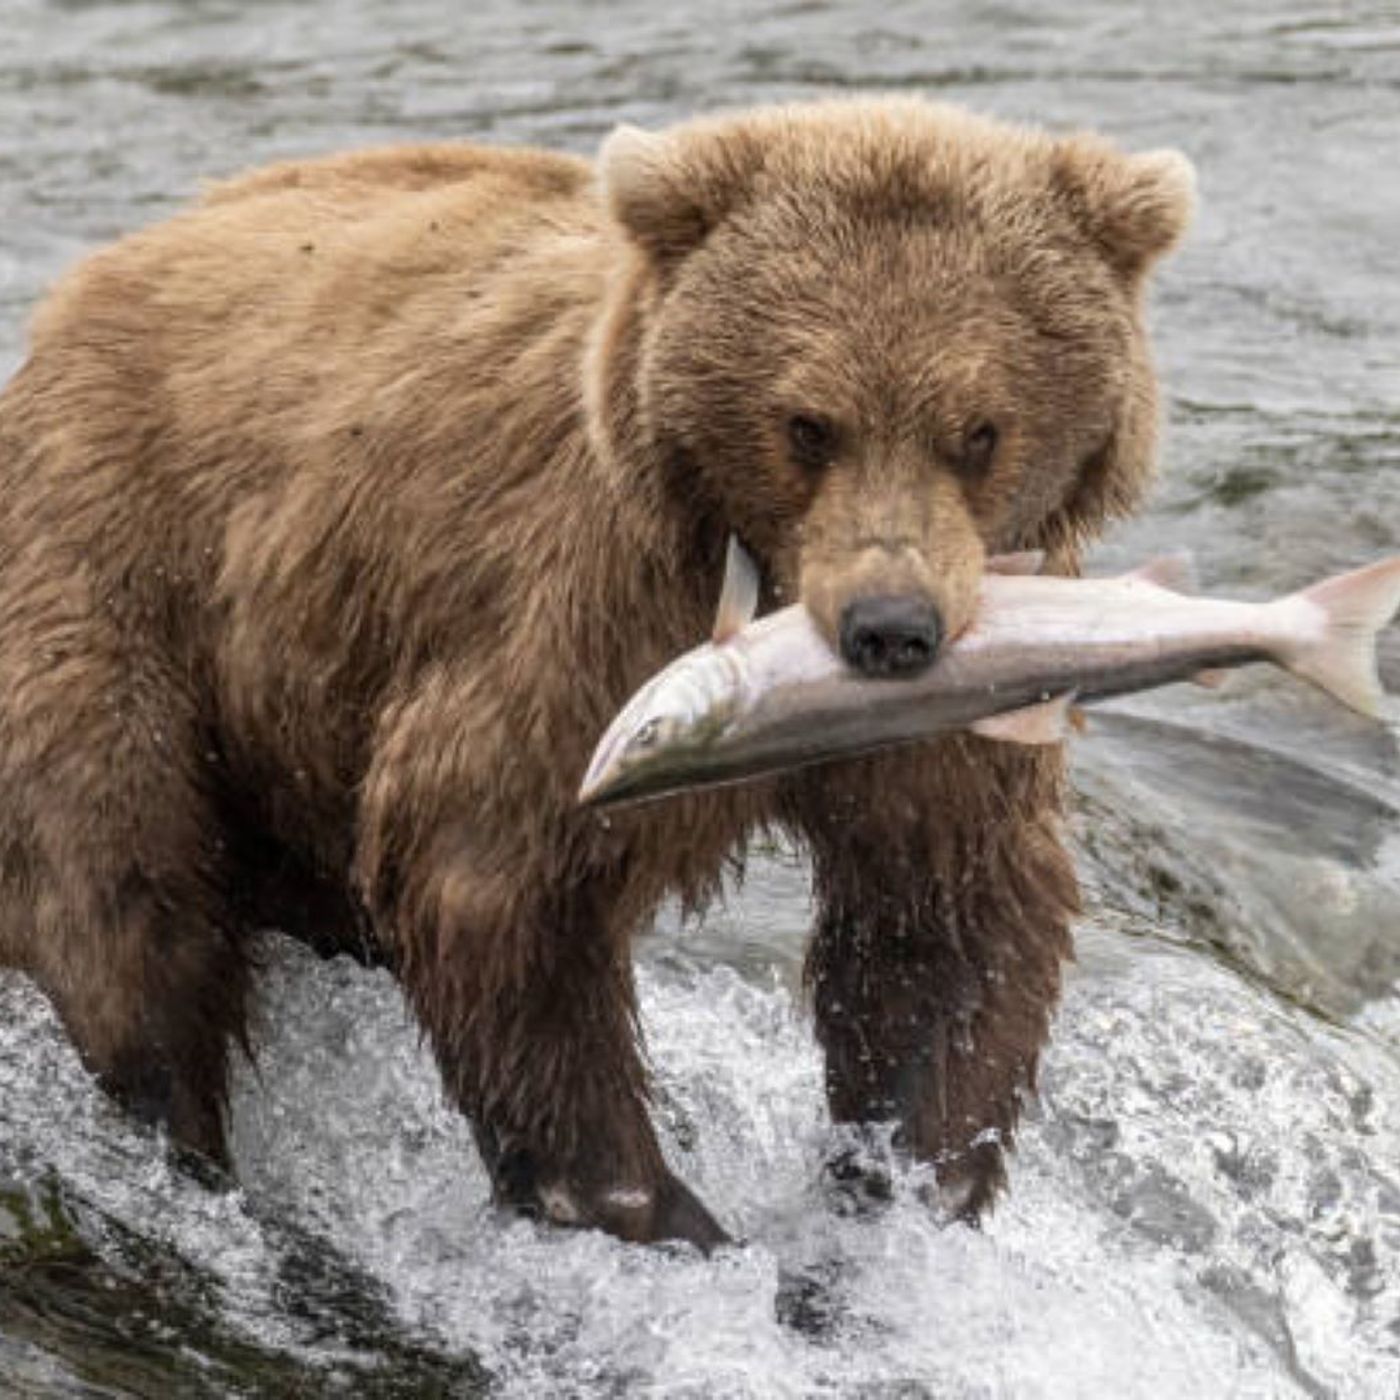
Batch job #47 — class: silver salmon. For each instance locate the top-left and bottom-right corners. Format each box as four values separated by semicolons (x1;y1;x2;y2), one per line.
578;542;1400;807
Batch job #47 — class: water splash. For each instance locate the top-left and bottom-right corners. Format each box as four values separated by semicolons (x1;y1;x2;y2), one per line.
5;858;1395;1395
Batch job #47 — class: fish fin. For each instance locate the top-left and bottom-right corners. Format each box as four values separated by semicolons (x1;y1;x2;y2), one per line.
1278;556;1400;716
1130;550;1199;594
712;535;760;643
1191;668;1231;689
970;692;1077;745
1069;705;1090;734
985;550;1046;576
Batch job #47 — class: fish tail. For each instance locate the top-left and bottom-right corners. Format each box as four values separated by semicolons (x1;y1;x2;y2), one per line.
1275;556;1400;716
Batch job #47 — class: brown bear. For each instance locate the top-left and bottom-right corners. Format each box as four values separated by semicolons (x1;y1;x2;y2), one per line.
0;98;1192;1249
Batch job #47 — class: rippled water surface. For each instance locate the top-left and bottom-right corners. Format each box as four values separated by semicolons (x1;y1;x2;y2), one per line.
1;1;1398;1396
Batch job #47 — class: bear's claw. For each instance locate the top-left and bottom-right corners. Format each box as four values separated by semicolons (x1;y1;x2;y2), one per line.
479;1129;728;1250
544;1171;729;1252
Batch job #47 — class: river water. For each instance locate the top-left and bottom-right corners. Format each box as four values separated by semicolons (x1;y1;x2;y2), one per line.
1;1;1398;1396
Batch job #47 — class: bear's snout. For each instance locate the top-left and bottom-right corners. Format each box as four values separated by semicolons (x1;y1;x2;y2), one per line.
838;595;943;678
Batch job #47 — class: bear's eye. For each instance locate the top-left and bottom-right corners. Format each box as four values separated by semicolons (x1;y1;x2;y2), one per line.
960;421;999;477
787;414;838;472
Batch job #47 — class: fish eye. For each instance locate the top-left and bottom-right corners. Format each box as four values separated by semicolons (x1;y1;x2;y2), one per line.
633;717;663;749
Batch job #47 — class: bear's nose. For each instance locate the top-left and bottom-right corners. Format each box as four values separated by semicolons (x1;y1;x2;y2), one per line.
838;596;943;678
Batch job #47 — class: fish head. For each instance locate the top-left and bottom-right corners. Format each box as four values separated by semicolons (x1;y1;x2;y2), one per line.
578;649;744;806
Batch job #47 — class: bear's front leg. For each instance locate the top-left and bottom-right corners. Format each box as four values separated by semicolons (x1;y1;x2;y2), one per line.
372;833;724;1248
356;684;725;1251
786;738;1078;1220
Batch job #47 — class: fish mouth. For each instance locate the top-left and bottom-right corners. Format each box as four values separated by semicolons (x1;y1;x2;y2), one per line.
578;764;663;808
579;652;748;807
578;725;708;808
577;766;624;807
579;748;752;808
577;667;679;807
577;726;631;806
578;736;697;808
578;700;741;808
577;700;676;807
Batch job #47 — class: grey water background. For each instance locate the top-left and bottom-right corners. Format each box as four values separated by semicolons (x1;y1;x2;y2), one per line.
1;0;1398;1394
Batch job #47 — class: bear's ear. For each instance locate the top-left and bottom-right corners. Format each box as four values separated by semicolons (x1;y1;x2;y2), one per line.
1052;140;1196;278
599;121;762;263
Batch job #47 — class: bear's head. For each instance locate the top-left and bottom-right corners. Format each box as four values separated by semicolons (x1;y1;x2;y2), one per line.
587;98;1193;676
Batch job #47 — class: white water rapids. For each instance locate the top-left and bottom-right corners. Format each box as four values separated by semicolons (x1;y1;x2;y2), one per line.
2;0;1398;1394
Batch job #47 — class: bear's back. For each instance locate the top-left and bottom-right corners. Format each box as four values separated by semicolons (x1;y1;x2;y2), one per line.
200;141;591;207
4;137;605;588
0;138;615;834
27;141;597;359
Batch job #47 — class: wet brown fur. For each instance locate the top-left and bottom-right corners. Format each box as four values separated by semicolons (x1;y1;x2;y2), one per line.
0;99;1191;1243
